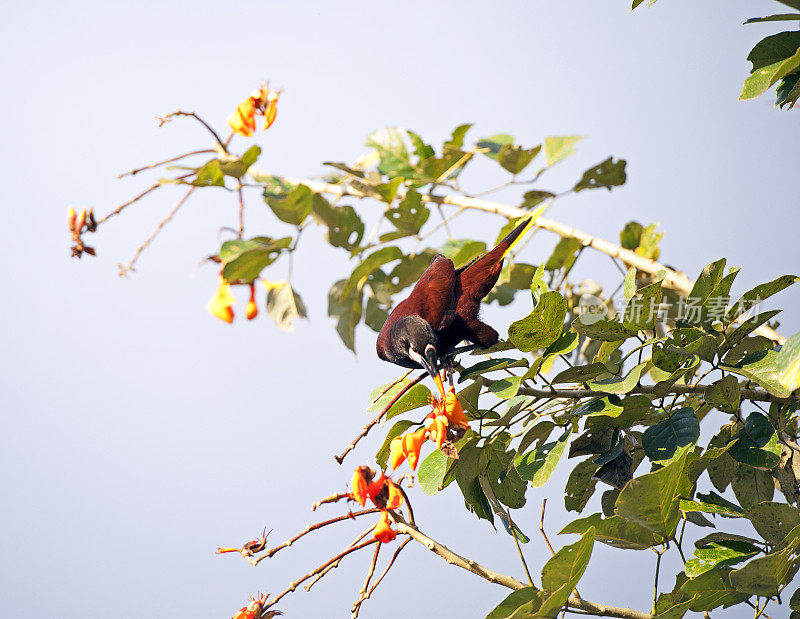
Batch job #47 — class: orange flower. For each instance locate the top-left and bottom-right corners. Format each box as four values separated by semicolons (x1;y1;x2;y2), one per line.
424;411;449;448
228;84;281;137
246;283;258;320
350;466;371;507
207;277;236;323
373;510;397;544
231;594;269;619
444;386;469;428
366;473;387;500
384;479;404;510
263;91;279;130
67;206;77;232
228;96;258;137
404;428;427;470
389;435;407;470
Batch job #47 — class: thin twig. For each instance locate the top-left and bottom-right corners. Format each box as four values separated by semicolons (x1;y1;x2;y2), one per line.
237;181;245;238
116;149;216;178
305;527;376;592
95;172;194;226
334;372;426;464
508;507;534;587
118;186;196;276
253;508;379;564
351;542;381;618
365;537;411;596
262;539;379;611
156;110;228;153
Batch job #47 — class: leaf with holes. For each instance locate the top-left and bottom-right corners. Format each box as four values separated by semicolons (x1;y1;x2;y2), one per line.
384;189;429;234
642;408;700;461
220;236;293;283
508;291;567;352
573;157;627;192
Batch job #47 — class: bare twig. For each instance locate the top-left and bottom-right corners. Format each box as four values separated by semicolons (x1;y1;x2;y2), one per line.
95;172;194;226
334;372;426;464
508;507;534;587
156;110;228;153
116;149;216;178
351;542;381;618
365;537;411;597
305;526;376;592
517;384;798;404
262;539;379;611
253;508;379;564
540;498;556;556
118;186;196;276
312;493;352;511
237;181;245;238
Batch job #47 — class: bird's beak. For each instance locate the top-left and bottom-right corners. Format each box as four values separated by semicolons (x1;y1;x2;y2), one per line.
424;344;446;398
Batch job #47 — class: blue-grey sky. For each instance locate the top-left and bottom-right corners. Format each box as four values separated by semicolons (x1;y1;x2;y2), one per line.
2;1;798;618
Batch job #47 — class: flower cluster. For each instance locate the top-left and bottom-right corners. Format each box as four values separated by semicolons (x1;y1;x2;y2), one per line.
228;84;281;138
67;206;96;258
207;278;282;323
230;593;280;619
389;381;469;471
349;466;404;543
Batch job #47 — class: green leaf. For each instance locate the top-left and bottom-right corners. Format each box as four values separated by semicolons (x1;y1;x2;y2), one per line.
366;379;432;418
560;513;665;550
460;358;529;382
615;447;692;538
564;457;599;513
776;330;800;393
679;566;749;611
521;190;556;209
514;430;569;487
747;501;800;545
623;267;636;302
544;237;582;271
728;412;781;469
497;143;541;175
418;449;449;495
341;247;404;299
364;296;388;332
721;349;793;399
218;145;261;179
476;134;515;160
455;445;494;523
688;259;726;305
703;375;740;414
327;278;363;352
679;494;744;519
620;221;662;260
725;274;798;323
572;317;637;342
265;184;314;226
777;71;800;108
585;394;653;430
219;236;293;283
311;195;365;250
732;464;775;510
623;281;662;331
488;376;523;400
746;14;800;24
544;135;582;166
729;543;800;596
484;587;542;619
525;332;580;380
552;362;609;384
587;361;648;395
366;127;416;177
508;291;567;352
740;32;800;100
485;441;528;510
375;420;415;469
265;282;307;332
538;528;595;616
642;408;701;461
573;157;627;192
187;159;225;187
384;189;429;234
440;239;487;267
445;123;472;150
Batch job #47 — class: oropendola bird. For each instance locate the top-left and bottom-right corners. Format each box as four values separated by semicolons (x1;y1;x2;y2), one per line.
376;215;537;392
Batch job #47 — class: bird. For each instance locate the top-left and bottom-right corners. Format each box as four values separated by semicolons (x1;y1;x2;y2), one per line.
376;215;536;391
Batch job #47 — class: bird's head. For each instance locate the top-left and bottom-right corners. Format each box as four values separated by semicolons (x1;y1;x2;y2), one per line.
386;316;441;383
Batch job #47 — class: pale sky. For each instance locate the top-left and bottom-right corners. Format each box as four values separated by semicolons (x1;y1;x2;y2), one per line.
2;1;798;618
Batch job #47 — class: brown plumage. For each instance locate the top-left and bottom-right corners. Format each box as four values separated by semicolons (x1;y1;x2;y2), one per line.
376;216;534;377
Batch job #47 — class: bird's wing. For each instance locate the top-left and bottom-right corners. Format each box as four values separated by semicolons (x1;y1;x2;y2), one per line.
408;254;457;329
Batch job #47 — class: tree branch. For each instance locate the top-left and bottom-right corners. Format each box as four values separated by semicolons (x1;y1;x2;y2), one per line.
517;384;799;404
267;175;786;345
334;372;426;464
391;514;653;619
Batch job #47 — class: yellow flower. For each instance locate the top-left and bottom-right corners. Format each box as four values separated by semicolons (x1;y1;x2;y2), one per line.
207;278;236;323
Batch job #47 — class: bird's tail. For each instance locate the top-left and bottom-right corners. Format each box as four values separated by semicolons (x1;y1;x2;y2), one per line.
496;203;546;259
